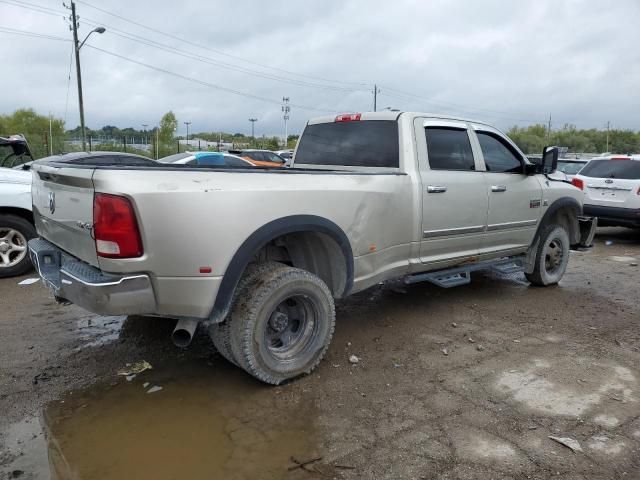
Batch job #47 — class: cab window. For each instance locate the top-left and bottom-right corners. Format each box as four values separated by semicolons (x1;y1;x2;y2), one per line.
477;132;523;173
425;127;475;171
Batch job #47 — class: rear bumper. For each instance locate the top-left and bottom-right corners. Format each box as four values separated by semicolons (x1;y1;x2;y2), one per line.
583;204;640;227
28;238;156;316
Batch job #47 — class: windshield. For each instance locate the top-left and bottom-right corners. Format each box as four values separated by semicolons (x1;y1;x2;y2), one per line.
295;120;399;167
557;161;587;175
579;159;640;179
157;152;191;163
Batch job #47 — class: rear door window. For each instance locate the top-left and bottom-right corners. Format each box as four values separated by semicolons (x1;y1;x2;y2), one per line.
476;132;523;173
579;160;640;179
295;120;399;167
425;127;475;171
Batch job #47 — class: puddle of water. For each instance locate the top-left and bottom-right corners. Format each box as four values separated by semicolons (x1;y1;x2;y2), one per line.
74;315;126;349
43;361;319;480
1;416;50;480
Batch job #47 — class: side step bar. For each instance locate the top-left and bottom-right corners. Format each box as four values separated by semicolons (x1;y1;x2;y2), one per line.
405;255;525;288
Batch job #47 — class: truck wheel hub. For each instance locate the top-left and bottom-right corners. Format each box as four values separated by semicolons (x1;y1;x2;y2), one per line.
269;311;289;332
0;241;9;253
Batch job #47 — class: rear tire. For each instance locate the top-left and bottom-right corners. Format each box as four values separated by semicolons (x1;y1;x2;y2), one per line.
227;265;335;385
209;262;287;365
525;224;570;286
0;214;36;278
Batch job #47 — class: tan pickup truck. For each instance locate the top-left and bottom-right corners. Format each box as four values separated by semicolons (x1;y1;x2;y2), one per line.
28;112;596;384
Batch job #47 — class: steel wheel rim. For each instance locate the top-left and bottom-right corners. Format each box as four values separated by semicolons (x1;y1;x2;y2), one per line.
543;235;565;275
264;294;319;362
0;228;28;268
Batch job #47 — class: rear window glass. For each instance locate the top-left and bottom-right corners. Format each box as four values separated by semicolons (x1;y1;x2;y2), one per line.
295;120;399;168
579;160;640;179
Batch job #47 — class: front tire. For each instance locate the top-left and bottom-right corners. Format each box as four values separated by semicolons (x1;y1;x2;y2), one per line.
0;214;36;278
226;265;335;385
525;224;570;286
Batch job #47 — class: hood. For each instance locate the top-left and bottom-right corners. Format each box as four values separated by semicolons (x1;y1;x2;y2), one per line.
0;167;32;185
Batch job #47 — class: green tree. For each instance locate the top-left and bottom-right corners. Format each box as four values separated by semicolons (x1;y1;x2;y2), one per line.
0;108;65;158
155;111;178;158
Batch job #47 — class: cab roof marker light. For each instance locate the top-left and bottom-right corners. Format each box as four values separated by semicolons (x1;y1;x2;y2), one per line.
335;113;361;122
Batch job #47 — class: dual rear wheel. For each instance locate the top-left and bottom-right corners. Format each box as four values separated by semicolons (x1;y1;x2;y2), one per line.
209;262;335;385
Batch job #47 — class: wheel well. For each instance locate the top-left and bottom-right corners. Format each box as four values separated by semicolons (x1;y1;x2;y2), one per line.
548;206;580;245
0;207;34;225
252;231;348;298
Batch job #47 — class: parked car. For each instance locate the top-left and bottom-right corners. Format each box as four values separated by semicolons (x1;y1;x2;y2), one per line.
158;151;254;167
28;111;594;384
229;149;287;167
0;151;156;278
556;158;589;180
1;134;33;169
571;155;640;228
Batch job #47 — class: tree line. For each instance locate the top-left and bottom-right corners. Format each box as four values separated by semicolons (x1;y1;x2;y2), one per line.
1;108;637;159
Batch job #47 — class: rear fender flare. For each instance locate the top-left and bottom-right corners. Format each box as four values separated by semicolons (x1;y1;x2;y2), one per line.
209;215;353;323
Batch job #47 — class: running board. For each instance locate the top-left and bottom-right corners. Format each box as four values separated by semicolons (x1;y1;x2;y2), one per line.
405;255;525;288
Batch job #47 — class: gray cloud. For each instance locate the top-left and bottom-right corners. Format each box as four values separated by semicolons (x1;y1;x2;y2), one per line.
1;0;639;138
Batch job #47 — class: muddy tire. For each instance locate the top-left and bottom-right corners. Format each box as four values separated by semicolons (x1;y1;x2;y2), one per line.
209;262;288;365
525;224;570;286
0;214;36;278
227;265;335;385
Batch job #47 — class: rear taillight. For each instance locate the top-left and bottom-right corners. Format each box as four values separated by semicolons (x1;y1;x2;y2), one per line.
571;178;584;190
335;113;361;122
93;193;143;258
611;156;630;160
637;186;640;195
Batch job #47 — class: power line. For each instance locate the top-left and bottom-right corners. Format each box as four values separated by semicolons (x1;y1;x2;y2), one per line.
76;0;368;88
84;44;334;113
0;26;69;41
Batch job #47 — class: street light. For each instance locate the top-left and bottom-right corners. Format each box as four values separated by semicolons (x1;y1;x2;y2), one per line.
70;0;106;151
184;121;191;144
248;118;258;141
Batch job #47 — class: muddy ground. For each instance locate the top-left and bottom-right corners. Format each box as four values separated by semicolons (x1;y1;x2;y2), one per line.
1;228;639;480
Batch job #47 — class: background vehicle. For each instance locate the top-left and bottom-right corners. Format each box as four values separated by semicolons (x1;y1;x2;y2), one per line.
229;149;286;167
158;151;254;167
1;134;33;169
275;149;294;160
572;155;640;228
28;112;593;384
0;135;35;277
556;158;589;180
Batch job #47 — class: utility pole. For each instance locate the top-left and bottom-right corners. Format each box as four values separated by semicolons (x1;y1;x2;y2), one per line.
282;97;290;148
249;118;258;142
142;124;148;147
65;1;105;151
547;114;552;143
606;121;610;152
373;84;380;112
48;112;53;156
184;121;191;146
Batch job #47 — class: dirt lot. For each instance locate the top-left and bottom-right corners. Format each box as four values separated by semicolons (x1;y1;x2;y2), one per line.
1;228;639;480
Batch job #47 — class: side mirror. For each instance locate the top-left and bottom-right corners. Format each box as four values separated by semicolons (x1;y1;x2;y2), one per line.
540;146;559;174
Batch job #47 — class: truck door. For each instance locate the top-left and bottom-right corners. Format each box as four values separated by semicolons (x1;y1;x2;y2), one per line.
471;127;543;254
415;119;489;264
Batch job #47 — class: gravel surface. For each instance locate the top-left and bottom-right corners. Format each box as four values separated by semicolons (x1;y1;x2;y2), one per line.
1;228;639;479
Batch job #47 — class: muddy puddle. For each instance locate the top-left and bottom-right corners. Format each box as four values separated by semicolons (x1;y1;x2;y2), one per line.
41;362;321;480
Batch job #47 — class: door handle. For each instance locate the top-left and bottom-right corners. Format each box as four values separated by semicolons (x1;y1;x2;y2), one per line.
427;185;447;193
491;185;507;192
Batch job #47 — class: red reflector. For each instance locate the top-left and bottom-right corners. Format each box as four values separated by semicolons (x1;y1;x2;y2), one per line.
199;267;212;274
335;113;361;122
571;178;584;190
93;193;143;258
611;156;630;160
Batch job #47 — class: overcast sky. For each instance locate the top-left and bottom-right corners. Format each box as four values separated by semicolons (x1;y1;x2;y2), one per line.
2;0;639;137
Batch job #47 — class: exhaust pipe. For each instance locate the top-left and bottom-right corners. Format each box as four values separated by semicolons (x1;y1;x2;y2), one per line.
171;318;199;348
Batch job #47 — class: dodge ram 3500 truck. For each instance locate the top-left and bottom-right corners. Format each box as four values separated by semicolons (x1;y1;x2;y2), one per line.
28;112;596;384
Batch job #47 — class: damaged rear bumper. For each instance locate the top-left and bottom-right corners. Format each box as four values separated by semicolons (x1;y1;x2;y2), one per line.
28;237;156;316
